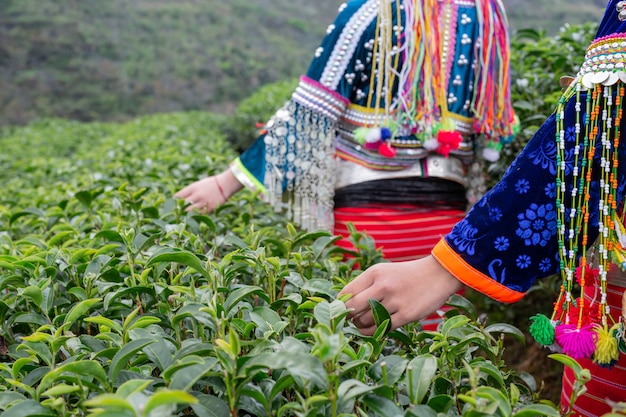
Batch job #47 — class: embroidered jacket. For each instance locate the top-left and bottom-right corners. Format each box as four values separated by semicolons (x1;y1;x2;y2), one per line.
434;1;626;304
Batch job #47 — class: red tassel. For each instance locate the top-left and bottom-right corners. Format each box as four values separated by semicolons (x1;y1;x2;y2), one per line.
574;264;599;287
436;130;462;157
378;142;397;158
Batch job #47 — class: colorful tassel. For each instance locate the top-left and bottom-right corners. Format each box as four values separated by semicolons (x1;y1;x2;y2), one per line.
555;324;597;359
575;264;599;287
482;141;501;162
529;314;556;346
378;142;396;158
380;127;392;141
423;138;439;151
593;324;620;367
353;127;369;145
614;324;626;354
435;130;462;157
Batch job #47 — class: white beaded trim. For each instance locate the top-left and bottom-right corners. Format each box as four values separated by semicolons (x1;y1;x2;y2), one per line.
320;0;379;89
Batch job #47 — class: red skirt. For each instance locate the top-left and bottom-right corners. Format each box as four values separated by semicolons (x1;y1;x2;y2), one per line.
333;206;466;330
560;282;626;416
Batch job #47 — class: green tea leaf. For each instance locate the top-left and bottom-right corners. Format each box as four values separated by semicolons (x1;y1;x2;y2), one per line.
1;399;56;417
146;248;210;279
63;298;102;327
108;338;156;382
38;360;107;396
406;354;437;404
484;323;525;343
223;285;269;315
548;353;583;375
190;394;230;417
142;390;198;416
512;404;561;417
20;286;43;308
368;298;391;337
168;358;219;391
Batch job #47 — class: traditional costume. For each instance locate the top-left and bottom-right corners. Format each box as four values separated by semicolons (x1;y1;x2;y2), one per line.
230;0;517;328
433;1;626;414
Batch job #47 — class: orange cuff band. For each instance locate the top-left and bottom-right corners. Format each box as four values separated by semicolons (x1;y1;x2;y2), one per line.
432;239;525;303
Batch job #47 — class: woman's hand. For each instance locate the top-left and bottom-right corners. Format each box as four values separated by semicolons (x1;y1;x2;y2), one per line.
339;255;464;336
174;168;243;213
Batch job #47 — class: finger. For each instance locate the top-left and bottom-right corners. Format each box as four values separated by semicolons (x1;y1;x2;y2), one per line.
344;288;377;318
339;269;376;297
353;319;377;337
174;187;192;198
352;310;375;329
184;201;199;212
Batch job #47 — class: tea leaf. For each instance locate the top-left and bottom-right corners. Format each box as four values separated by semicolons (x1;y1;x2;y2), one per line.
223;285;269;315
440;315;471;337
1;399;56;417
115;379;153;398
368;298;391;337
63;298;102;327
143;390;198;416
548;353;583;375
190;394;231;417
360;394;403;416
512;403;561;417
84;394;135;411
108;338;156;382
38;360;108;396
244;352;328;389
484;323;525;343
146;248;210;279
20;286;43;308
406;354;437;404
168;358;219;391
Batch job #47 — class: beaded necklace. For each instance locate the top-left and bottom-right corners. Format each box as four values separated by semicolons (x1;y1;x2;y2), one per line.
530;34;626;365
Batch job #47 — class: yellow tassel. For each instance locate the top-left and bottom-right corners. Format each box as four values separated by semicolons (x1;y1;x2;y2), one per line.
594;324;620;367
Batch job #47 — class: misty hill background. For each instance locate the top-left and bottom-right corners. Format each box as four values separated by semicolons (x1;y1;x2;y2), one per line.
0;0;607;126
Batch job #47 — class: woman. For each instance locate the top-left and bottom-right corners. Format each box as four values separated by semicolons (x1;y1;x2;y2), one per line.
176;0;518;329
342;1;626;414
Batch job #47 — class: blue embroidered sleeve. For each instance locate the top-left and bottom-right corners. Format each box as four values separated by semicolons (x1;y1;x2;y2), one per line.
440;91;626;296
238;0;377;183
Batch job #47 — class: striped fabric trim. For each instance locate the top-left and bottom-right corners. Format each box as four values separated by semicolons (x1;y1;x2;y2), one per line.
230;158;265;193
293;76;350;121
338;103;475;137
333;207;465;262
431;239;525;303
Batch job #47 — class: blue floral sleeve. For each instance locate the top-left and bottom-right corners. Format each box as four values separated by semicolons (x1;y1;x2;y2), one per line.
434;91;626;301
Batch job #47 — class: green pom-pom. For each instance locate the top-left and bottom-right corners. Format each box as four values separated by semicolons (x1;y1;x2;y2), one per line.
354;127;369;145
529;314;555;346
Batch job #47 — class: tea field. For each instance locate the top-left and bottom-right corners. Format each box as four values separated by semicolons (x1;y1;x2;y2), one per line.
0;22;609;417
0;112;573;417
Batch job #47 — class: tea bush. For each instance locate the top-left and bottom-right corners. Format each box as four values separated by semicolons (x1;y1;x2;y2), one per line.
0;113;564;416
0;23;613;417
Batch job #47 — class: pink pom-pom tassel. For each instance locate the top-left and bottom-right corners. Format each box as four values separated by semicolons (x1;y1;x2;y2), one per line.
555;324;597;359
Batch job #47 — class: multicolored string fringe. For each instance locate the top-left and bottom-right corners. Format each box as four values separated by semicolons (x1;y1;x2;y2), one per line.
358;0;517;159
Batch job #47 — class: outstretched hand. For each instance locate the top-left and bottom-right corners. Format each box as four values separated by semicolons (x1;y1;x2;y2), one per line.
174;169;243;213
339;255;463;336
